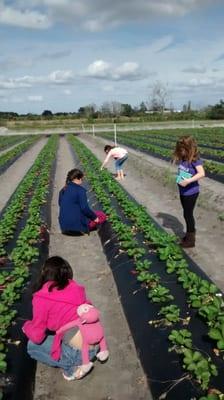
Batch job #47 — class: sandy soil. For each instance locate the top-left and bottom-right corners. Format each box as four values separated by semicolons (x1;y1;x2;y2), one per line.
79;134;224;292
34;138;151;400
0;138;47;212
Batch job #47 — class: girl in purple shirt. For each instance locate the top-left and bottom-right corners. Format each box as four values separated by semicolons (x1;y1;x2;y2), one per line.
173;136;205;248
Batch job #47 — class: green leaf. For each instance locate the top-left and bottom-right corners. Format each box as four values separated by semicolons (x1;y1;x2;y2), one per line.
208;328;222;340
217;340;224;350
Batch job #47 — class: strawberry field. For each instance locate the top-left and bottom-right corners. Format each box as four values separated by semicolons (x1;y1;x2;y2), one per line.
0;133;224;400
94;127;224;183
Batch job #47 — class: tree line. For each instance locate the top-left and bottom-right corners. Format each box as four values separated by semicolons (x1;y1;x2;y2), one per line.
1;99;224;121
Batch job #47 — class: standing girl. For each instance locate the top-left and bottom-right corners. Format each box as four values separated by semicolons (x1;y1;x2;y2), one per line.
173;136;205;248
22;256;100;380
100;145;128;180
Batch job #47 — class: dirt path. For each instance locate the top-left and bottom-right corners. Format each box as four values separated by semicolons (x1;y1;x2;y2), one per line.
34;137;151;400
0;138;47;212
79;134;224;291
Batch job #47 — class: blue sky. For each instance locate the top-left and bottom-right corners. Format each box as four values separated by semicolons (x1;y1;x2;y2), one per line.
0;0;224;114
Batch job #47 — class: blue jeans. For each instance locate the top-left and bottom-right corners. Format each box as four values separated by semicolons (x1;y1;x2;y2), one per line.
115;155;128;171
27;335;97;377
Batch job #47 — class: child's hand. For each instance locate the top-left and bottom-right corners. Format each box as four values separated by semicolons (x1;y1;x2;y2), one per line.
179;178;191;187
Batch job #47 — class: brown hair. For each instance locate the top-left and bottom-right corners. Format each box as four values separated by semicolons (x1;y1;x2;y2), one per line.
173;136;199;163
104;145;114;153
33;256;73;292
66;168;84;184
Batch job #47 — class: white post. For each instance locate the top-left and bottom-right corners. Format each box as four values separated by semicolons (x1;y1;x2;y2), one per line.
192;119;195;129
114;123;117;146
92;124;95;137
82;124;85;134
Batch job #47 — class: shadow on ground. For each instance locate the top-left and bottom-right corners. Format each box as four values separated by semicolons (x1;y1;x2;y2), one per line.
156;212;184;237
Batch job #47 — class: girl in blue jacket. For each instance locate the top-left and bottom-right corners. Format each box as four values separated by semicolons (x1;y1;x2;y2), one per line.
58;169;99;235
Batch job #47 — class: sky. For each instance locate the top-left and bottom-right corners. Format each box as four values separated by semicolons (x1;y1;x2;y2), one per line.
0;0;224;114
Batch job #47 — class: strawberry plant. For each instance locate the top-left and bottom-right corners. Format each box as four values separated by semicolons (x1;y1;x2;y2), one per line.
137;271;160;287
198;296;224;326
158;304;180;323
199;390;224;400
169;329;192;350
169;329;218;390
182;348;217;390
208;322;224;350
148;284;174;303
127;246;146;260
166;258;188;274
149;305;181;327
135;259;152;272
157;243;182;261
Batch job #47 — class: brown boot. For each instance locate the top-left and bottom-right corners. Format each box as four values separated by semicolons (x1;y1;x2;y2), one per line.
180;234;187;245
180;232;195;248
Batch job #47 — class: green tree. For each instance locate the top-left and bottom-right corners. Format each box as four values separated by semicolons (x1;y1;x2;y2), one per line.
207;100;224;119
121;103;134;117
42;110;53;117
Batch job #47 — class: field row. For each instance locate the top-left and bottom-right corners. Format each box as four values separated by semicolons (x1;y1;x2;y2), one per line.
94;129;224;182
0;134;223;400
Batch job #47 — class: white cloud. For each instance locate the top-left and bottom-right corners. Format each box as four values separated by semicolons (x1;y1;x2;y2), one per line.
28;95;43;101
114;62;144;80
48;70;74;83
86;60;146;81
87;60;110;78
188;77;215;87
63;89;72;95
0;2;51;29
0;79;31;89
0;70;74;90
0;0;215;31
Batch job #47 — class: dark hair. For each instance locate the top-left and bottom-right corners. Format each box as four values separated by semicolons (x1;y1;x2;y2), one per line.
104;145;114;153
173;136;199;163
33;256;73;292
66;168;84;185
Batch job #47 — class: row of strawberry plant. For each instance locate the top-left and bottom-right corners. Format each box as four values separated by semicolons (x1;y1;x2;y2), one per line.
0;137;58;259
94;131;224;180
0;135;29;152
95;126;224;148
95;130;224;163
0;135;58;379
126;130;224;151
68;135;224;399
117;130;224;156
0;135;40;174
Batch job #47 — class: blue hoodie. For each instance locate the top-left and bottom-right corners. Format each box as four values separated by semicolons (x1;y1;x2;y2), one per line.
58;182;96;233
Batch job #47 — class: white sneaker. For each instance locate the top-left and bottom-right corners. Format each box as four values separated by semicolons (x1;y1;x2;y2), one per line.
62;372;76;381
74;362;94;379
96;350;109;362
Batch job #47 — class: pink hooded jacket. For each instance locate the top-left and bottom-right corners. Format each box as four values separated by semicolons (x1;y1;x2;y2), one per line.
22;280;90;360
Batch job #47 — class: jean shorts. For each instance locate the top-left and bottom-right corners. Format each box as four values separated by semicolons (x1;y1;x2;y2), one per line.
115;155;128;171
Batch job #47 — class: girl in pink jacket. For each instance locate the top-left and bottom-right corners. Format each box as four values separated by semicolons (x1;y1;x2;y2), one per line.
22;256;100;380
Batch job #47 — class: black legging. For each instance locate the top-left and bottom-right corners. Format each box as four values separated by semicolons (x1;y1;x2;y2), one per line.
180;193;199;233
